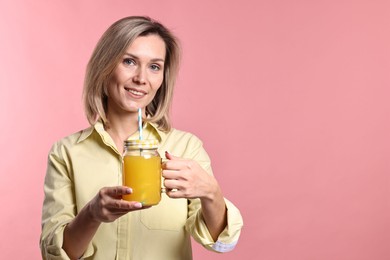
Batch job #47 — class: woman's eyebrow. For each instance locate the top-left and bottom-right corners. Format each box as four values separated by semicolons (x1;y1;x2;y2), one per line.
124;53;165;63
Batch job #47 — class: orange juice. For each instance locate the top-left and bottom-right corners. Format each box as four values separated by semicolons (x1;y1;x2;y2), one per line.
122;154;161;206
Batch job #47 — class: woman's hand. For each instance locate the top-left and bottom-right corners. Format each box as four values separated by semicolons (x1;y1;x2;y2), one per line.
87;186;147;223
162;151;227;241
162;151;219;200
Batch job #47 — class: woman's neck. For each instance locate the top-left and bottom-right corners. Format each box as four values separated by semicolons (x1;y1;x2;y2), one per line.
105;112;139;153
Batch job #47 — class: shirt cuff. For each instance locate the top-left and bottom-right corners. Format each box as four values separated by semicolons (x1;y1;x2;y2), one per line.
211;199;243;252
187;198;243;253
212;240;238;253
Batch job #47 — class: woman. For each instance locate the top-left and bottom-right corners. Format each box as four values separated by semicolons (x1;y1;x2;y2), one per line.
40;16;243;260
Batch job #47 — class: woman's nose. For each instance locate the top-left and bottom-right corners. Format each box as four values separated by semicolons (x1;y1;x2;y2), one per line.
133;67;146;84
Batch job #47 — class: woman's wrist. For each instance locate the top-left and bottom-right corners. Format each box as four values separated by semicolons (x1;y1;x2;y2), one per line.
86;202;102;224
203;177;223;202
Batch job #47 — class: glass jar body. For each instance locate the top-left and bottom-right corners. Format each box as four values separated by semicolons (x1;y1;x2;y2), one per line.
122;140;161;206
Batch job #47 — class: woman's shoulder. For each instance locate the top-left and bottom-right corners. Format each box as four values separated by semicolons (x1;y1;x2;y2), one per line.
50;126;94;151
167;127;198;139
161;127;210;161
164;127;204;146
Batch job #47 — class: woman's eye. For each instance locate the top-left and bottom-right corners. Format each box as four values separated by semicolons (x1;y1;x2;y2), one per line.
123;58;135;66
150;64;161;71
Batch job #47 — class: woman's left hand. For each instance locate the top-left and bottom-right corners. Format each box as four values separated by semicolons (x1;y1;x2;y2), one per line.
162;151;228;241
162;151;219;200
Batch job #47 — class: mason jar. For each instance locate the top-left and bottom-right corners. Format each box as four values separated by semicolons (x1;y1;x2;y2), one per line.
122;139;161;206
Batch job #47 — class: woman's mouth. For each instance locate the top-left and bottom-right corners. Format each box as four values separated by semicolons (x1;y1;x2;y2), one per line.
125;87;146;98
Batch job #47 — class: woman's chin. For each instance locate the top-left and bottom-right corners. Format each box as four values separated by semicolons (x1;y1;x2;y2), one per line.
127;101;140;110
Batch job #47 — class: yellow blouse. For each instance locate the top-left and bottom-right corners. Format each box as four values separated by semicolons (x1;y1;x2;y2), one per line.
40;121;243;260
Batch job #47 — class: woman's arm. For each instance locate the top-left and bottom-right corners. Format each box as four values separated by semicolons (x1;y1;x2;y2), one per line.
199;181;227;241
63;204;100;260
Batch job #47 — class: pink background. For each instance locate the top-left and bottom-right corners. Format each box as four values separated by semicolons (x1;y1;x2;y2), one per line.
1;0;389;259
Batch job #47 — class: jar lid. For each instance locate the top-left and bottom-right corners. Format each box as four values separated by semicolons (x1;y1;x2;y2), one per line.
124;139;159;149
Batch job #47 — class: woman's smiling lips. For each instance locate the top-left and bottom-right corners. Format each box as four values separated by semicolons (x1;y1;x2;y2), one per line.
124;87;147;99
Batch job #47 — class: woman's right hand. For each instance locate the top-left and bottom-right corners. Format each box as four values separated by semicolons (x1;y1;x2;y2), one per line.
87;186;146;223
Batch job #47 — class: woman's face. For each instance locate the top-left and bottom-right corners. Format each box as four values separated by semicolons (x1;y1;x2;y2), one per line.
107;34;166;115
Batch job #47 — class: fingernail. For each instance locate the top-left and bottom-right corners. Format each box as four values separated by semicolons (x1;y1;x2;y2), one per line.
126;188;132;194
134;202;142;208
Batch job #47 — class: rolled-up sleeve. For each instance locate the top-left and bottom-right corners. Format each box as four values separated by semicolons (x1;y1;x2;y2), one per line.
186;198;243;253
40;142;94;259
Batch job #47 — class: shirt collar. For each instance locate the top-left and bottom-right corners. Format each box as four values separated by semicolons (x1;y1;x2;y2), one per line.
77;125;94;143
147;121;167;142
76;120;166;144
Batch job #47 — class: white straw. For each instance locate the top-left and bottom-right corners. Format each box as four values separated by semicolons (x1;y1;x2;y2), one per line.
138;108;143;140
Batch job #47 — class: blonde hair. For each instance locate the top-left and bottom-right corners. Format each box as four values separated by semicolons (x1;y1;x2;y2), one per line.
83;16;180;131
